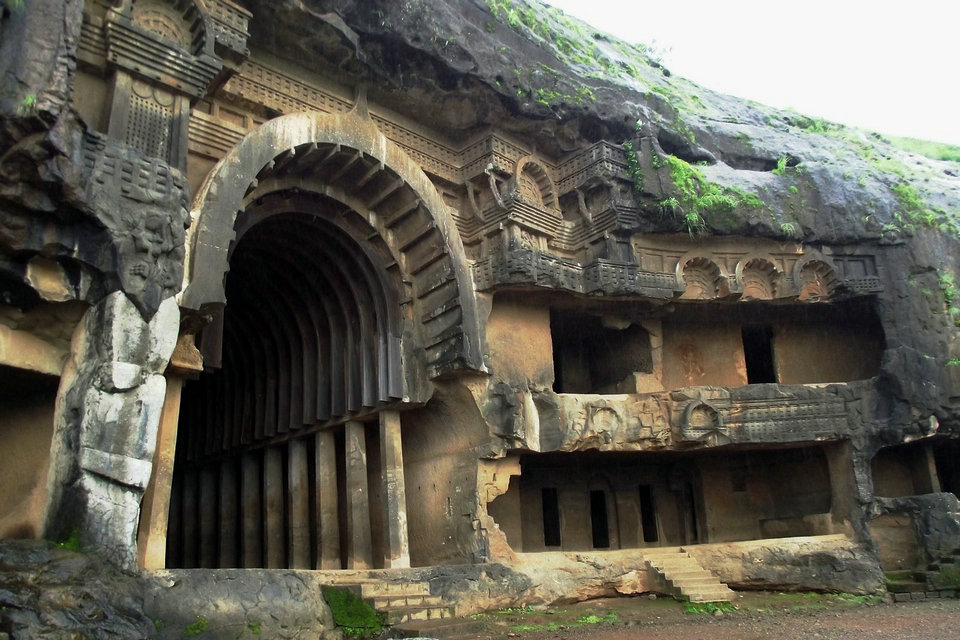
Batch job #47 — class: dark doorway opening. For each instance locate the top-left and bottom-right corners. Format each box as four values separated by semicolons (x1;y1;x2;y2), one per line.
638;485;659;543
742;324;776;383
551;310;652;393
590;490;610;548
542;487;562;547
934;440;960;498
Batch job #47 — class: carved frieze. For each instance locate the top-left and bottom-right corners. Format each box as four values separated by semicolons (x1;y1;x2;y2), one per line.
82;132;190;316
675;385;854;445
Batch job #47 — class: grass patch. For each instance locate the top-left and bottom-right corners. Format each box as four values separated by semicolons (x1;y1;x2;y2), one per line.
659;155;762;235
887;136;960;163
683;601;736;615
184;616;207;636
321;586;383;638
54;528;81;552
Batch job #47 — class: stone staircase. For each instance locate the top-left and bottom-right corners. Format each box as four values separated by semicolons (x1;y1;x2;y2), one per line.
886;547;960;600
348;579;456;625
642;548;735;603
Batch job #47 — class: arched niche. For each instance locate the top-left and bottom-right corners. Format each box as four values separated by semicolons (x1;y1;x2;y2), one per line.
677;255;728;300
181;110;485;383
514;155;559;213
120;0;215;57
795;259;839;303
738;257;782;301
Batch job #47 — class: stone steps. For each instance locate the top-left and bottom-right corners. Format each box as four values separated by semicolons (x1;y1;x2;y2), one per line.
388;617;489;639
339;579;456;626
886;547;960;596
643;548;735;603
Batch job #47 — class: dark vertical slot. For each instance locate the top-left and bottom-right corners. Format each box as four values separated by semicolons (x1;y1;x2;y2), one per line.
638;485;659;543
742;324;776;383
335;427;348;570
541;487;562;547
590;489;610;548
685;481;700;544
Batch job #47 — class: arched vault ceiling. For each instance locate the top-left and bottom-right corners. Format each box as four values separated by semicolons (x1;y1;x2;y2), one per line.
181;110;484;380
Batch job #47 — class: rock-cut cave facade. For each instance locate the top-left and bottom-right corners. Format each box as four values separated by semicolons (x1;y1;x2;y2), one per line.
2;0;960;621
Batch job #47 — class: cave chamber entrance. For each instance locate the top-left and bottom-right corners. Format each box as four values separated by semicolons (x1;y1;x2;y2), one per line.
166;197;410;570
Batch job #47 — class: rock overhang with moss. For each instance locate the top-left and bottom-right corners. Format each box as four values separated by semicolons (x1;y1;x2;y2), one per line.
240;0;959;243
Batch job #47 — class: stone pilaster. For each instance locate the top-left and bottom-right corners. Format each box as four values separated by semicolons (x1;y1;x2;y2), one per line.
379;410;410;568
44;292;178;571
345;421;372;569
315;430;341;569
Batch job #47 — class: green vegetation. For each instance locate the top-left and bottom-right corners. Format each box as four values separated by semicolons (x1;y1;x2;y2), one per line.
55;528;81;552
772;155;789;176
486;0;663;93
790;114;843;135
932;565;960;589
938;272;960;328
473;607;618;634
887;136;960;163
17;93;37;116
888;182;959;239
623;140;643;195
779;221;800;238
247;620;262;635
658;155;762;235
683;601;736;615
321;586;384;638
184;616;208;636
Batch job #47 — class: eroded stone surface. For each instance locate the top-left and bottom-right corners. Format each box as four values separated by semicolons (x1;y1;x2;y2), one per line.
0;540;155;639
44;293;178;570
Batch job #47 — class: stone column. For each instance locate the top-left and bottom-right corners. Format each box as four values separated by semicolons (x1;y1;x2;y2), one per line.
137;376;184;569
914;443;942;494
379;410;410;568
181;469;198;568
43;293;178;571
344;420;373;569
315;430;340;569
198;465;218;568
137;327;205;568
825;441;860;535
263;446;285;568
218;458;238;567
240;452;262;568
288;438;311;569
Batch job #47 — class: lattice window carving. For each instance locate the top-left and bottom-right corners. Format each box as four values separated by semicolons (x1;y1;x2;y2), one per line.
126;81;174;161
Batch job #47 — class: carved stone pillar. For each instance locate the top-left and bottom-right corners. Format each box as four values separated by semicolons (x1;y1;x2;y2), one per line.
43;292;178;570
315;430;340;569
263;446;285;568
137;376;183;569
287;438;311;569
218;458;238;567
240;452;262;568
379;410;410;568
198;465;218;568
344;421;372;569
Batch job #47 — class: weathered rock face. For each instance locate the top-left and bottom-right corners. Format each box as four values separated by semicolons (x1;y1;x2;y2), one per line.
240;0;959;240
0;540;156;639
684;536;886;594
44;293;178;570
0;1;190;319
143;569;340;640
870;493;960;565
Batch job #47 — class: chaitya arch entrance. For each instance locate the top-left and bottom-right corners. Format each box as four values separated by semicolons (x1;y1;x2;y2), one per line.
140;110;484;570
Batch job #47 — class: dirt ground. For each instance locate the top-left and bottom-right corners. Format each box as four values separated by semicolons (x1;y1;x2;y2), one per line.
457;592;960;640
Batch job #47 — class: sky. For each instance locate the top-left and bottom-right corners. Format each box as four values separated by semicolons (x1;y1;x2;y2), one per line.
542;0;960;146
